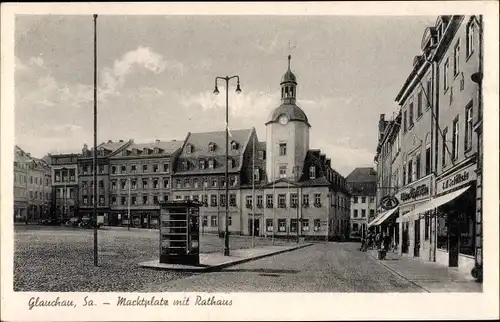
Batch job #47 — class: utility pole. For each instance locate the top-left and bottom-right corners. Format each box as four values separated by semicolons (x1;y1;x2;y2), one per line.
252;135;256;248
93;14;99;267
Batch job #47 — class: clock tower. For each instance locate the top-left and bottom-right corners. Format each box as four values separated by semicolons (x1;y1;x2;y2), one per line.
265;55;311;183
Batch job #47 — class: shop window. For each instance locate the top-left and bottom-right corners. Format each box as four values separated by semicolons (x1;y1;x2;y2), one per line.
353;223;359;231
437;214;448;251
459;211;475;256
314;219;321;232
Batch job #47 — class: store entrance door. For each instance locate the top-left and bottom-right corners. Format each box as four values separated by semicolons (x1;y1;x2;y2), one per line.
248;218;260;237
414;219;420;257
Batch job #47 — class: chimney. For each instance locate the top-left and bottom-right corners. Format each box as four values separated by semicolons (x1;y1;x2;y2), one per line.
326;159;331;167
107;140;113;143
119;140;124;143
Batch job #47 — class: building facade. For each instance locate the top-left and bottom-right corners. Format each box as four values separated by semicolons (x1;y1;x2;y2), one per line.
109;139;183;228
346;167;377;240
14;146;52;222
373;15;483;278
50;153;79;221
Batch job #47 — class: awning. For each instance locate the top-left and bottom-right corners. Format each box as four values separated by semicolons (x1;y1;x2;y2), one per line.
397;186;470;223
368;207;399;227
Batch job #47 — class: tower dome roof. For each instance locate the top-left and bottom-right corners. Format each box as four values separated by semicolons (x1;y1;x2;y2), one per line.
266;104;310;126
280;55;297;85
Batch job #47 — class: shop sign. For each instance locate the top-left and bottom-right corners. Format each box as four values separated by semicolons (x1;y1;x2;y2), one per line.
437;164;476;195
380;195;399;210
400;184;430;202
397;176;432;204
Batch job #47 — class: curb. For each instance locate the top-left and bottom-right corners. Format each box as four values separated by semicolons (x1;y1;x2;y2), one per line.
367;252;431;293
140;243;313;273
206;243;313;272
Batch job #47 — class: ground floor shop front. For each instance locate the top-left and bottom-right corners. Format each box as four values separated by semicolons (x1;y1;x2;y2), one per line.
396;162;478;277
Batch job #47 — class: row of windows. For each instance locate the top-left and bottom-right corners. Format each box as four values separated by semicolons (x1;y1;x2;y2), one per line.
180;158;237;171
14;188;51;200
441;104;474;168
202;217;322;233
175;176;239;189
111;163;170;175
403;78;432;133
353;196;376;204
54;169;77;182
352;209;375;218
185;141;240;154
109;194;168;206
15;174;51;186
244;193;323;208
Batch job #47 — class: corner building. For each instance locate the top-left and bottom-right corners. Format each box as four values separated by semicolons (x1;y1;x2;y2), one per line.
373;15;483;277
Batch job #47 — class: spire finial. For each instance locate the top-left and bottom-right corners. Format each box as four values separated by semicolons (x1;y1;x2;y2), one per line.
288;55;291;70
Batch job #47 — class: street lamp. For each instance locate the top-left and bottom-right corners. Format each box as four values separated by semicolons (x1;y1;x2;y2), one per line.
61;167;67;225
213;75;242;256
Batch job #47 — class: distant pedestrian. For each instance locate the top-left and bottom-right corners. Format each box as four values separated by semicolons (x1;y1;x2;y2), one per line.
383;233;391;252
375;232;382;249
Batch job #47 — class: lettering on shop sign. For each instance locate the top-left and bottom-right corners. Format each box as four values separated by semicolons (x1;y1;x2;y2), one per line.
400;184;430;202
441;171;469;191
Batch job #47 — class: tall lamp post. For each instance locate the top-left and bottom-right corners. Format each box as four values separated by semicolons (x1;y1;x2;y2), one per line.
61;167;67;224
213;75;242;256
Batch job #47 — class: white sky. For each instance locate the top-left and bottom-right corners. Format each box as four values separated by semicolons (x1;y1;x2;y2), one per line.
15;15;437;176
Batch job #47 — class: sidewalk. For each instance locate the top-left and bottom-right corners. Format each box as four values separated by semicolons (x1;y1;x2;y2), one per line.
368;249;482;292
139;243;313;272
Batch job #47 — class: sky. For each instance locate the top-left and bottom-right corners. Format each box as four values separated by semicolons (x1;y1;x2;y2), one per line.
14;15;437;176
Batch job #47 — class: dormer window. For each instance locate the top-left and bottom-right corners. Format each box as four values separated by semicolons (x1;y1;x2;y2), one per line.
154;147;159;154
208;159;215;169
199;159;206;170
143;148;149;155
229;158;236;168
309;166;316;179
122;150;128;156
182;161;188;171
258;151;264;160
209;143;216;152
231;141;239;150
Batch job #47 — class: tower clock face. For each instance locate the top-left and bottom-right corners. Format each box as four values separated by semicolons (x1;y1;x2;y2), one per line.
279;115;289;125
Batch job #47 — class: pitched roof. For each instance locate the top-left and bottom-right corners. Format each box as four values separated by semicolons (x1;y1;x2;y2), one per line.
346;167;377;183
174;129;253;175
125;140;183;155
184;129;252;157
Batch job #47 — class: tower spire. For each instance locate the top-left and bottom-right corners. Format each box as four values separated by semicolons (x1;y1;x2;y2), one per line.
288;55;291;71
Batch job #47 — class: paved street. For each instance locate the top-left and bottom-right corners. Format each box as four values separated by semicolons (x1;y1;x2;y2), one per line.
142;242;424;292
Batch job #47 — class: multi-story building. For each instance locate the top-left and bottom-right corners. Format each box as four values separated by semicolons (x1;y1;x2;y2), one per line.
371;112;402;244
50;153;79;221
78;140;131;223
14;146;29;221
346;167;377;240
373;15;482;277
109;139;183;228
13;146;52;222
